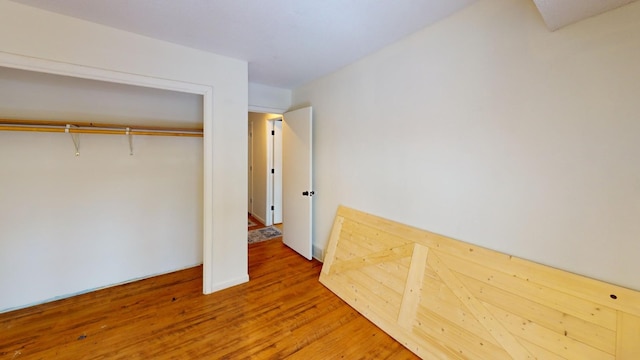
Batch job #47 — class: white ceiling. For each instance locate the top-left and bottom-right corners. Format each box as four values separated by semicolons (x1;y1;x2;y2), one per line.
8;0;639;89
533;0;638;31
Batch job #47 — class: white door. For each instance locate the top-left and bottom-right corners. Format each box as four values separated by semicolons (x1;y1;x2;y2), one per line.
282;106;313;260
272;120;283;224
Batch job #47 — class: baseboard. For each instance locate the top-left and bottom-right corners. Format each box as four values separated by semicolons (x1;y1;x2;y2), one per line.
251;213;267;226
206;274;249;294
312;243;324;262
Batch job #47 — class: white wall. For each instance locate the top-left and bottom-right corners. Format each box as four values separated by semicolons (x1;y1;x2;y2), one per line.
0;67;203;127
249;83;292;113
292;0;640;290
0;1;248;310
0;132;202;311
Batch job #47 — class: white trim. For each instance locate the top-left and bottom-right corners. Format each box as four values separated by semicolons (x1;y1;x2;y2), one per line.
248;120;254;217
252;214;267;227
312;244;324;262
202;88;214;294
0;52;210;94
0;51;216;295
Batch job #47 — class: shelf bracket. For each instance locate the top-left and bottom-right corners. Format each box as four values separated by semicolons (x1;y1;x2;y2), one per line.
65;124;80;156
126;127;133;155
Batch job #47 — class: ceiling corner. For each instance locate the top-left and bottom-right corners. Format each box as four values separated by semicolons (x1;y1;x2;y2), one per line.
532;0;638;31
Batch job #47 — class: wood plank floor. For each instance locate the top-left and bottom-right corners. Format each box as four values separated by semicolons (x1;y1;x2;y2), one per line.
0;238;419;359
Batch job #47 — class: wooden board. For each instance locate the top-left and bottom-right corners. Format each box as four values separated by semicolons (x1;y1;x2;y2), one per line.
319;206;640;359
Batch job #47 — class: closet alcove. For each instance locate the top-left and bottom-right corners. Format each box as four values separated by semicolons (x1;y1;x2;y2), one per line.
0;66;205;312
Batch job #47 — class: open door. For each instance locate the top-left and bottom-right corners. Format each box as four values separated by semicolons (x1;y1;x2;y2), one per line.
282;106;313;260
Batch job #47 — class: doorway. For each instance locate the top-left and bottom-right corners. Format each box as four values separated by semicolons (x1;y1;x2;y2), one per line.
247;107;314;261
248;112;282;227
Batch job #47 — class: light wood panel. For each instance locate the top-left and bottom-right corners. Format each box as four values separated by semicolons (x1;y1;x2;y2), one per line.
0;238;418;359
319;206;640;359
616;312;640;359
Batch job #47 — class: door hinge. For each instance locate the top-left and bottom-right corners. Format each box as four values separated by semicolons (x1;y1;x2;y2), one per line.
271;205;274;211
271;130;275;135
271;168;275;174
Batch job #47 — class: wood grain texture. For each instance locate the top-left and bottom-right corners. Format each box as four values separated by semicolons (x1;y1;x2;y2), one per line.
0;239;418;359
616;312;640;359
319;205;640;359
398;244;429;330
0;119;203;137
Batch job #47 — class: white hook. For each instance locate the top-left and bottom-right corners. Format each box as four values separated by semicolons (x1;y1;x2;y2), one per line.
126;127;133;155
65;124;80;156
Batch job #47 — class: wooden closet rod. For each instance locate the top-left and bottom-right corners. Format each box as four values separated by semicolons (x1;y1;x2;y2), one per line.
0;119;203;137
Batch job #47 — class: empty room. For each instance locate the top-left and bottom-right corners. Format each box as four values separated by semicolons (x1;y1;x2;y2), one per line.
2;0;640;359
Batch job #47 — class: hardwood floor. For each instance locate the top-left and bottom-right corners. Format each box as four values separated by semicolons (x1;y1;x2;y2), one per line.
0;237;419;359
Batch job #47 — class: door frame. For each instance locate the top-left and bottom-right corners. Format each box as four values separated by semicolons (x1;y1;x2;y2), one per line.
0;51;217;293
248;119;254;215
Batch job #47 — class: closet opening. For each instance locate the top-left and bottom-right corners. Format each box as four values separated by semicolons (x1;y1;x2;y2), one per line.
0;59;213;312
